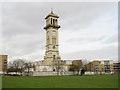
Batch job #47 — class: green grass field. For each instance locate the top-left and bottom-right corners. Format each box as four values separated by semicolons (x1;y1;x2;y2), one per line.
2;74;118;88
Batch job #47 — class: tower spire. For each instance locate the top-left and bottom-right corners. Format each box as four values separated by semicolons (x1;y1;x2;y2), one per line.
51;8;53;14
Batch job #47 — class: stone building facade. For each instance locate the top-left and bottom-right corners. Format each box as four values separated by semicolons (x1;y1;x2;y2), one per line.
35;11;67;72
0;55;8;74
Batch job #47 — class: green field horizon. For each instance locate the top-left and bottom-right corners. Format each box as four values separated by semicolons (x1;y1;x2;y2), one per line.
2;74;118;88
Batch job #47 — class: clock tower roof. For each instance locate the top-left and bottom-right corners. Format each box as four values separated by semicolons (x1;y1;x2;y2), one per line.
45;11;59;19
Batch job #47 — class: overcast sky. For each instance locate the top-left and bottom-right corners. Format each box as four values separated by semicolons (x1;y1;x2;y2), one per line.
1;2;118;62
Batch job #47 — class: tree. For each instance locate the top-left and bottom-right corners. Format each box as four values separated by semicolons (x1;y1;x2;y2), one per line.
72;60;82;75
7;59;25;75
24;62;35;76
82;59;89;67
82;59;90;72
53;58;65;75
81;67;85;76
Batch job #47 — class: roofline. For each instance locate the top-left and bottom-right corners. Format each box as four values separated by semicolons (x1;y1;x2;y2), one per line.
45;14;59;19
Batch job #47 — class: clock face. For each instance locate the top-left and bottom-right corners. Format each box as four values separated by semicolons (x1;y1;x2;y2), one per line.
52;32;56;36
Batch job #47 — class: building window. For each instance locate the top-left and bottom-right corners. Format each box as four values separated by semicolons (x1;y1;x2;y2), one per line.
4;62;7;64
51;18;52;25
47;37;49;44
53;55;55;60
53;19;55;26
53;45;55;49
55;19;57;25
4;60;7;62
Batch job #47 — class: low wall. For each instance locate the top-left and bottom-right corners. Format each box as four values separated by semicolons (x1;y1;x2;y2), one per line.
23;71;78;76
23;71;114;76
33;71;78;76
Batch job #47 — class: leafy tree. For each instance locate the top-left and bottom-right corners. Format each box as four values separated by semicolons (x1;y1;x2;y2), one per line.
72;60;82;75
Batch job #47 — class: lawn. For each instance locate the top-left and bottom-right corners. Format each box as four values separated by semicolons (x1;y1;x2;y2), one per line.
2;74;118;88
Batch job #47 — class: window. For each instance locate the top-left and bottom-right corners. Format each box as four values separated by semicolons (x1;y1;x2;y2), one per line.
47;37;49;44
53;55;55;60
4;60;7;65
4;60;7;62
53;19;55;26
53;45;55;49
55;19;57;25
51;18;52;25
4;62;7;64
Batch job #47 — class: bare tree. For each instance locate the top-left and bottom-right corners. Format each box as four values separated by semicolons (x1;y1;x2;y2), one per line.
82;59;91;74
24;62;35;76
53;58;65;75
82;59;89;66
7;59;25;75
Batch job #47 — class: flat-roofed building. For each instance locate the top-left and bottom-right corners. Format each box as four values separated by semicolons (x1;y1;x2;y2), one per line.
101;60;114;73
90;61;101;74
84;60;114;74
0;55;8;74
113;62;120;74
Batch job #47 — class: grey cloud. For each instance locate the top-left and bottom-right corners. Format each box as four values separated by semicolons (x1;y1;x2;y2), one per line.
61;45;118;60
59;2;117;31
2;2;117;61
102;33;118;44
66;35;107;44
2;34;45;58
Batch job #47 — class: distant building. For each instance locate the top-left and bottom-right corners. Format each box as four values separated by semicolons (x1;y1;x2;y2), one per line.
68;60;82;72
84;60;114;74
113;62;120;74
101;60;114;73
85;61;101;74
62;60;73;71
0;55;8;74
65;60;73;65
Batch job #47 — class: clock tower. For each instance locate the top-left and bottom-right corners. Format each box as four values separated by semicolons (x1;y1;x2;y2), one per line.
43;10;61;66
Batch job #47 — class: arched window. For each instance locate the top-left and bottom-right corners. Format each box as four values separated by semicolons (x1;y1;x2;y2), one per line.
51;18;52;25
53;55;55;60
